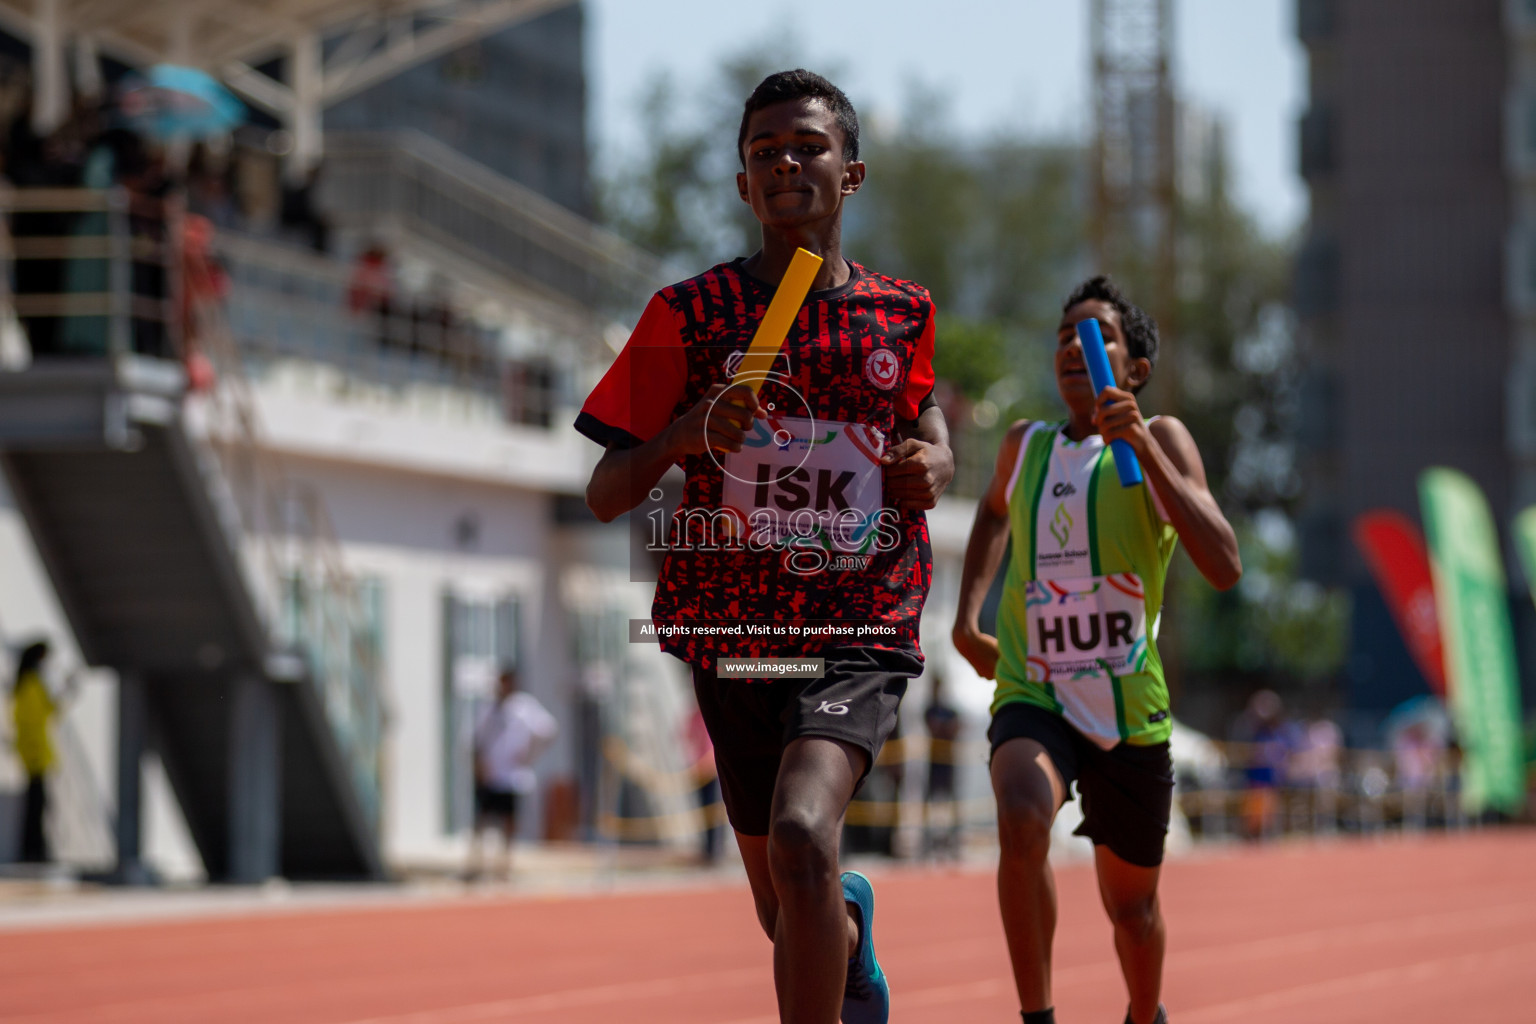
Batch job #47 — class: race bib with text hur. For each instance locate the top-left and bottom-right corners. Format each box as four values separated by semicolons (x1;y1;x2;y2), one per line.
1023;573;1150;682
721;416;887;553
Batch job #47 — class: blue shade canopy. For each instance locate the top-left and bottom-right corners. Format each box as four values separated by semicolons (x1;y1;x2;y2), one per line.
119;65;245;140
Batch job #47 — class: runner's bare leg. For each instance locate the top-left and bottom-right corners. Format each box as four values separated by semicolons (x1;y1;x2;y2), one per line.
992;739;1067;1015
737;737;865;1023
1095;847;1165;1024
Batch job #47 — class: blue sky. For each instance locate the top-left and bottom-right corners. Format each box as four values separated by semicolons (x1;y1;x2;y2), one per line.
586;0;1307;238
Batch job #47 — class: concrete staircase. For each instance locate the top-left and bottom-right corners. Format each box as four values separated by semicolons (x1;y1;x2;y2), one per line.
0;355;384;881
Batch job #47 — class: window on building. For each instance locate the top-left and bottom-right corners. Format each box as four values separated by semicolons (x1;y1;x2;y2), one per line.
502;358;557;428
1297;0;1337;41
441;591;521;834
355;577;387;680
278;572;386;676
1522;91;1536;165
1297;506;1346;587
1294;235;1341;317
1295;368;1339;454
569;603;627;839
1507;346;1536;456
1513;224;1536;314
1527;230;1536;308
1299;105;1337;178
440;42;486;85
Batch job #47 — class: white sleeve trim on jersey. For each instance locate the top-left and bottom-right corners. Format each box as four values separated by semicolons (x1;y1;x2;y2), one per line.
1004;421;1046;507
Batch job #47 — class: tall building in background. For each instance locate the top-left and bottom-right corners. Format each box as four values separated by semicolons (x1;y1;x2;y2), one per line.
1293;0;1527;732
326;5;590;216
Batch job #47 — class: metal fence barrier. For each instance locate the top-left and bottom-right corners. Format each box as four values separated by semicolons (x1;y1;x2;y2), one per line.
591;731;1477;855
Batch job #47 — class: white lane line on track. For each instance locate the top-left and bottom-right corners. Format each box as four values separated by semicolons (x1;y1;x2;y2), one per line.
1174;939;1536;1023
1167;897;1536;971
713;978;1019;1024
333;967;763;1024
708;930;1536;1024
332;898;1536;1024
16;898;1529;1024
711;902;1536;1024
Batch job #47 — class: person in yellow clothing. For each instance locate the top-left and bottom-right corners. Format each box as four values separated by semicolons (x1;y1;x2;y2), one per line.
12;641;66;864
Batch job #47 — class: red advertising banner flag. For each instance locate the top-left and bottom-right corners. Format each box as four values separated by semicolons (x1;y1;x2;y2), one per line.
1351;510;1447;697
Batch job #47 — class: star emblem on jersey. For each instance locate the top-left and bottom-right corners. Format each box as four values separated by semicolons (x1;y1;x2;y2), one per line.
864;347;900;390
1049;502;1073;549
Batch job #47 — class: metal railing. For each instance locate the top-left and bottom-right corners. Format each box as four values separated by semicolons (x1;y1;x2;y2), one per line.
215;231;558;427
318;129;668;315
182;215;388;834
593;730;1480;856
0;185;177;360
1;186;388;836
47;715;116;870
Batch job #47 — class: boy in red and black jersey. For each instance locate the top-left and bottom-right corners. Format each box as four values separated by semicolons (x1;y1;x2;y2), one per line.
578;258;937;666
579;70;952;1024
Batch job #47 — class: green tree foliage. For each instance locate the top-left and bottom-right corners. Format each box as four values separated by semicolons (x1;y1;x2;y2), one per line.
596;42;814;270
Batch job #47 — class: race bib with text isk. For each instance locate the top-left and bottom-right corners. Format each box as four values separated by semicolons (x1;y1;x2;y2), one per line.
721;416;887;553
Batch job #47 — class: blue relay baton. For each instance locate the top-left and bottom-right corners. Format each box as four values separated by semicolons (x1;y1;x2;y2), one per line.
1075;317;1143;488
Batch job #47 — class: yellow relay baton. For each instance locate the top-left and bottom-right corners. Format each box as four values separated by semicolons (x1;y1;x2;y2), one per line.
729;247;824;395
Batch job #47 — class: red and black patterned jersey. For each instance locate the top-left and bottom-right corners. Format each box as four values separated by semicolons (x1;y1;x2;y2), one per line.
577;258;937;669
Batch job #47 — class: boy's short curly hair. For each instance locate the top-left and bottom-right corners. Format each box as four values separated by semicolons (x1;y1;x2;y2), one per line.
737;69;860;166
1064;275;1159;390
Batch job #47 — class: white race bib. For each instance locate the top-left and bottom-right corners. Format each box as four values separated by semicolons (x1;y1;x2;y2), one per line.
721;416;886;553
1023;573;1150;682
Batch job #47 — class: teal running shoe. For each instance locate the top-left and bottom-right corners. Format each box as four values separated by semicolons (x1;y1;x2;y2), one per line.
840;870;889;1024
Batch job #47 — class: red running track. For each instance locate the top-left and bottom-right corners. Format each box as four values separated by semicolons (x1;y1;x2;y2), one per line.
1;832;1532;1023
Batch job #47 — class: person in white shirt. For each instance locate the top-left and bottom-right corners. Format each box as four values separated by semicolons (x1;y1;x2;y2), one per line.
468;667;558;880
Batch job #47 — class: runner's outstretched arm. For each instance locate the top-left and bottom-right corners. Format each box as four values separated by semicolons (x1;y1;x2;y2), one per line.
1095;391;1241;591
951;420;1030;679
585;383;763;522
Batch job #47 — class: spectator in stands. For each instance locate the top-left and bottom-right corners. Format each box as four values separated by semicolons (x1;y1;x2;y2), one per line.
1289;715;1344;833
923;674;963;860
178;212;229;391
411;275;457;366
280;166;329;252
1230;689;1297;840
1392;719;1444;830
9;640;76;864
187;146;239;229
468;666;558;881
348;243;395;350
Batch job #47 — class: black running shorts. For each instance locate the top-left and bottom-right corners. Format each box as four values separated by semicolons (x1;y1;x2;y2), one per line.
473;785;519;821
691;647;922;837
989;701;1174;868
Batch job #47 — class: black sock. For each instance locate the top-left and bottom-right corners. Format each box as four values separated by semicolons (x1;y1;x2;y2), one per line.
1022;1010;1055;1024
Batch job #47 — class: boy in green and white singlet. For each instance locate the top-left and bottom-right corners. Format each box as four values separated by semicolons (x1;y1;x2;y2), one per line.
952;277;1241;1024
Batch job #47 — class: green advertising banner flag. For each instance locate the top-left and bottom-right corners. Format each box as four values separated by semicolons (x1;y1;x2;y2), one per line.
1418;468;1525;816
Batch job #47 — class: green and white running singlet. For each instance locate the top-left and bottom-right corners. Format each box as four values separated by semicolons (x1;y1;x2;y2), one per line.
992;421;1179;748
